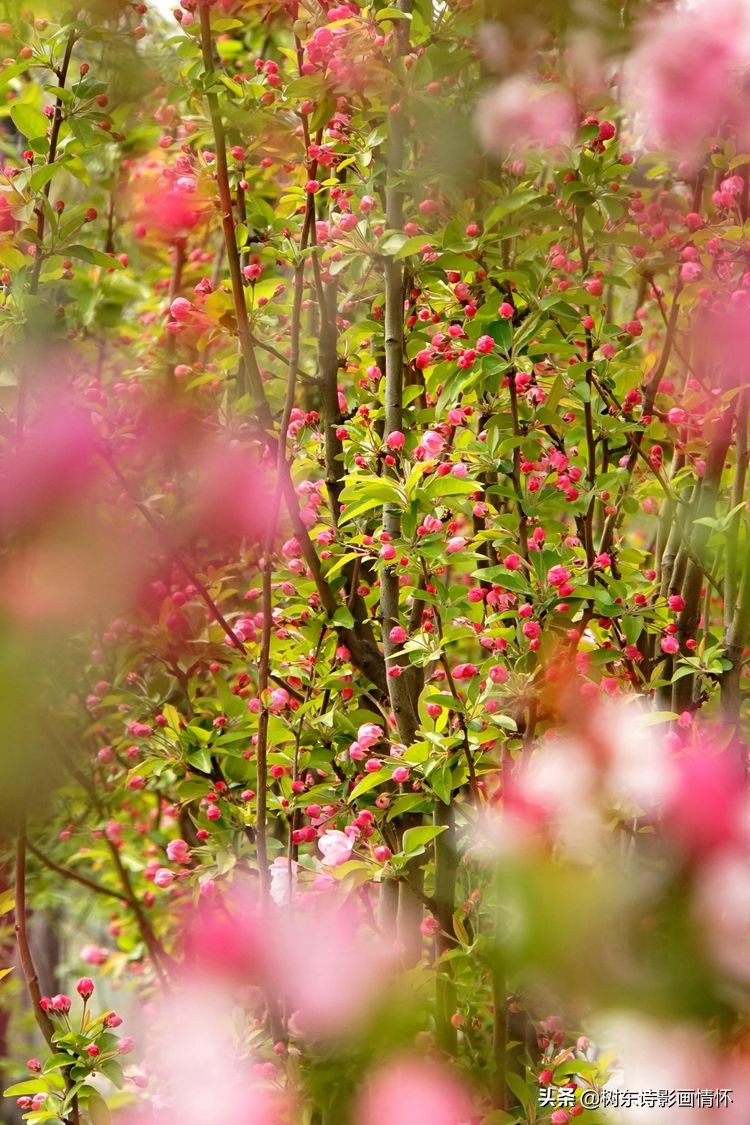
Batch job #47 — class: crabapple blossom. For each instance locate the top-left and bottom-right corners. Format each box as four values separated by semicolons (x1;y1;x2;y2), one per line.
318;829;354;867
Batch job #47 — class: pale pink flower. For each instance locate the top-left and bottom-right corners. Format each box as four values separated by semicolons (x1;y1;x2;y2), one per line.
691;300;750;390
356;1057;474;1125
694;853;750;981
660;745;748;862
318;829;354;867
166;840;191;865
121;985;290;1125
80;945;110;966
275;900;395;1038
269;857;298;906
476;76;576;154
626;0;750;157
268;687;290;712
419;429;445;457
357;722;383;749
592;1014;750;1124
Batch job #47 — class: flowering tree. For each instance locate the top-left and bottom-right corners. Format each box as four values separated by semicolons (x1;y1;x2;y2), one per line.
1;0;750;1122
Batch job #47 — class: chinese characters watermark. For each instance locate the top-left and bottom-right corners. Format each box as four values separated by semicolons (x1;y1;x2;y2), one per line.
539;1088;734;1110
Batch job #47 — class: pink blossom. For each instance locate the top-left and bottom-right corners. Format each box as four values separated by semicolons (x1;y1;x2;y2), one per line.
626;0;750;158
357;722;383;749
166;839;191;865
660;746;748;860
80;945;110;966
169;296;193;322
279;900;395;1036
154;867;176;888
269;687;290;712
547;565;571;587
476;76;576;154
419;429;445;457
121;984;290;1125
76;978;94;1000
445;536;467;554
269;857;298;906
356;1057;474;1125
318;829;354;867
691;300;750;390
453;663;478;680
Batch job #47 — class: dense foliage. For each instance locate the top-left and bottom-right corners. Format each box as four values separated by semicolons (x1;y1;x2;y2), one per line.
1;0;750;1122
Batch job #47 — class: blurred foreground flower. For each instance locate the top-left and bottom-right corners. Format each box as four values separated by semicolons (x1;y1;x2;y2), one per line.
626;0;750;157
356;1057;475;1125
476;76;576;155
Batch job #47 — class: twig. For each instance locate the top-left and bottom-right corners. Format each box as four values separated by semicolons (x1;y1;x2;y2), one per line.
26;841;130;904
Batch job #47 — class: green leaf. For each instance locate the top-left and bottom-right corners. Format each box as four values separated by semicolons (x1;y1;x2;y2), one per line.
338;495;384;524
331;606;355;629
348;768;390;802
62;245;123;269
0;241;28;271
98;1059;124;1089
423;476;478;501
324;551;360;579
621;615;643;647
86;1089;111;1125
487;319;512;351
452;912;470;945
4;1079;52;1096
339;478;404;506
43;1053;75;1073
187;747;213;774
504;1071;532;1109
211;17;244;31
401;824;447;857
10;104;48;140
30;164;58;192
376;6;412;19
429;761;453;804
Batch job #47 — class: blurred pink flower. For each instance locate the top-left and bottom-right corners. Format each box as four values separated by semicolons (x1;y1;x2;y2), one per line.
691;300;750;390
80;945;110;966
127;155;210;243
694;853;750;981
183;887;395;1039
356;1057;474;1125
186;443;273;548
121;985;290;1125
0;400;97;536
626;0;750;157
476;76;576;154
276;899;395;1038
660;746;748;862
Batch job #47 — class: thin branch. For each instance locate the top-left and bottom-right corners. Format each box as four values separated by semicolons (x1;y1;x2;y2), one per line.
197;0;272;425
26;841;130;904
